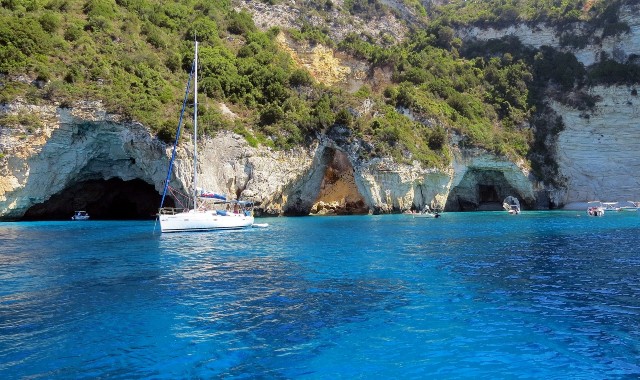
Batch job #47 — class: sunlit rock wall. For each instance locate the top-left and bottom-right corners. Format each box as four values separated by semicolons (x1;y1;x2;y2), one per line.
549;85;640;208
354;158;451;213
1;96;537;219
196;131;317;215
5;93;629;218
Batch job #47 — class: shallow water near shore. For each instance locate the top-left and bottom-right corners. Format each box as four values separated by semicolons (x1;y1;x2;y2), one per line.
1;211;640;378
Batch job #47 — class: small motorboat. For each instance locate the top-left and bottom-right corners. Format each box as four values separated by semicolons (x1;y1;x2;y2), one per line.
619;201;640;212
503;196;521;215
71;211;90;220
413;206;441;218
587;202;605;216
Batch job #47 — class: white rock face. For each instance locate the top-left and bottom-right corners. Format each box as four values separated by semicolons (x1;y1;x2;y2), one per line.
196;131;317;214
0;101;324;218
352;146;535;212
355;158;452;212
457;6;640;208
0;101;170;218
550;85;640;208
460;4;640;67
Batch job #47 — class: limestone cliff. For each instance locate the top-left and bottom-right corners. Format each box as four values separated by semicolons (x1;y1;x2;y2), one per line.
0;98;538;219
549;85;640;208
235;0;408;46
0;99;635;220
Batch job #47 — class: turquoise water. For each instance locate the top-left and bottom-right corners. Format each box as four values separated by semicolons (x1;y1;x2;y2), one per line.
1;211;639;379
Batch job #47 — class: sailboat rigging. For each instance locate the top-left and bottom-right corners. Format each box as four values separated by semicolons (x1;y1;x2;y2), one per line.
157;40;255;233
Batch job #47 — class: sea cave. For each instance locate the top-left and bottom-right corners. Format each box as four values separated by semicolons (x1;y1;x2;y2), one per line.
22;178;172;220
445;169;523;211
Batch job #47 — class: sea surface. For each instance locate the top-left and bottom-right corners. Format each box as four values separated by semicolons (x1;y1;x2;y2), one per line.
1;211;640;379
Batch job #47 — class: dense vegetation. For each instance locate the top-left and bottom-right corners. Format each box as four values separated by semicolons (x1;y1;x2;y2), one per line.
1;0;639;172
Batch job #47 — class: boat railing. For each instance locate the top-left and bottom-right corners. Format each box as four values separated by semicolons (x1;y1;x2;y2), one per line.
158;207;186;215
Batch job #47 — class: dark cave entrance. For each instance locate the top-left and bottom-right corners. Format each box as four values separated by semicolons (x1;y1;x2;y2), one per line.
478;184;501;202
22;178;174;220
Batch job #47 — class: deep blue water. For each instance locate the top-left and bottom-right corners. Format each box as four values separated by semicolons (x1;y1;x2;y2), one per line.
1;211;640;379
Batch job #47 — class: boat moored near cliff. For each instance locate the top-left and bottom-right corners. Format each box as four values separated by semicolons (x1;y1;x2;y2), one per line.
158;199;254;232
71;211;90;220
602;202;620;212
587;202;605;216
157;41;255;233
503;196;521;215
619;201;640;212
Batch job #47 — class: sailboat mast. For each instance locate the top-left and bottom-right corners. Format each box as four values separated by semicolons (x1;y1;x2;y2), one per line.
193;40;199;210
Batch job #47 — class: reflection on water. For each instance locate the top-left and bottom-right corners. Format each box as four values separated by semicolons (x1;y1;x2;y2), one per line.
1;213;640;378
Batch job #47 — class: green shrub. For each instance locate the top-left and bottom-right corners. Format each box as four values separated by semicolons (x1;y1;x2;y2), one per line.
226;10;256;35
289;22;333;46
335;108;353;127
0;16;52;57
156;120;176;144
39;12;61;33
588;58;640;84
603;21;631;38
186;17;219;43
259;103;284;126
83;0;117;19
64;23;84;42
0;44;28;75
45;0;70;11
142;23;167;49
559;33;589;49
289;68;313;87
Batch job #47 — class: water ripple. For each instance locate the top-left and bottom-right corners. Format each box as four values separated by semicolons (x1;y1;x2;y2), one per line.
1;214;640;378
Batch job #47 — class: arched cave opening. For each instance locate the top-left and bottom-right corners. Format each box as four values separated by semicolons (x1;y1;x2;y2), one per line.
310;148;369;215
22;178;173;220
281;146;369;216
445;169;521;212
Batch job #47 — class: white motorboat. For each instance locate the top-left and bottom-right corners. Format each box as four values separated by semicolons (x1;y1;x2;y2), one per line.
157;41;255;233
602;202;620;212
412;206;441;218
71;211;90;220
587;201;605;216
619;201;640;212
503;196;520;215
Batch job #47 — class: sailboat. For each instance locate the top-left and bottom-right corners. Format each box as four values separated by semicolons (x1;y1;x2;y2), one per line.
157;41;255;233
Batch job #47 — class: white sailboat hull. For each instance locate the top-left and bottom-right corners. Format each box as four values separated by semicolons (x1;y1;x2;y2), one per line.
159;210;254;233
